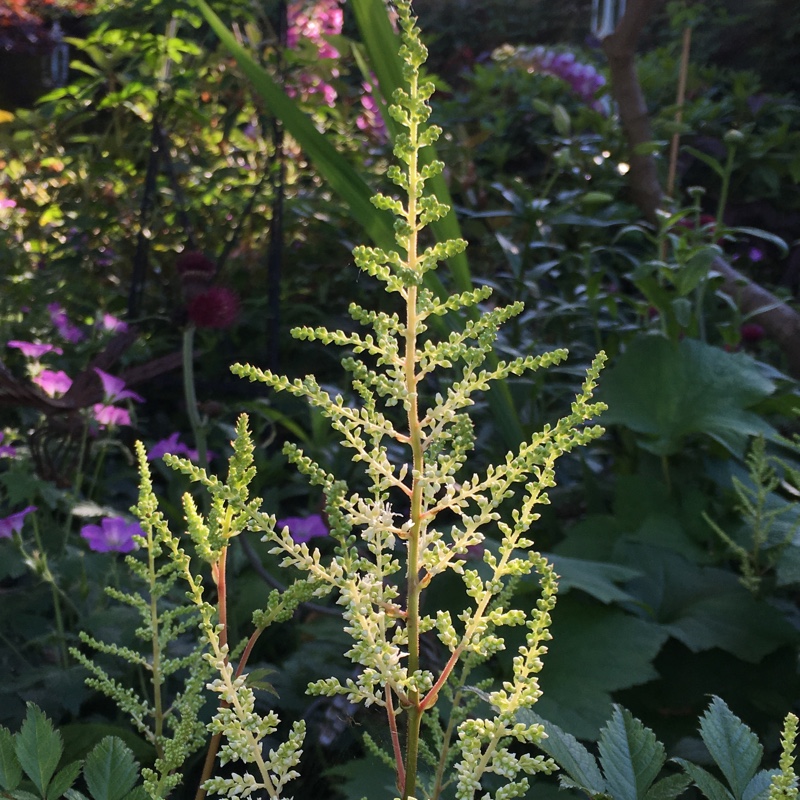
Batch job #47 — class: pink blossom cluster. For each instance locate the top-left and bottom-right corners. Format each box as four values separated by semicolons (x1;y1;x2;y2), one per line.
356;79;388;143
286;0;343;108
512;46;607;112
287;0;342;59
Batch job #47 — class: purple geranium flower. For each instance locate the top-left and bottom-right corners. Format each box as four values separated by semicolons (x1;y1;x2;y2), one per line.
147;432;207;462
0;433;17;458
94;368;144;403
0;506;37;538
7;340;63;358
33;369;72;397
100;313;129;333
92;404;131;427
47;303;84;343
81;516;142;553
278;513;329;544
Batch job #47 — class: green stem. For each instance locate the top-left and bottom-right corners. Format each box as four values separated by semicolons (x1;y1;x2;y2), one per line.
31;517;69;668
183;325;208;471
715;146;736;228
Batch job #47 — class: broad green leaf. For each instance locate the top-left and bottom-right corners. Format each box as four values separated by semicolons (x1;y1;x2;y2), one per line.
535;597;668;740
83;738;139;800
675;760;734;800
15;705;63;798
598;706;665;800
47;761;82;800
698;697;762;800
645;773;693;800
620;543;796;662
63;790;89;800
519;711;606;796
0;726;22;791
600;336;776;456
547;554;640;605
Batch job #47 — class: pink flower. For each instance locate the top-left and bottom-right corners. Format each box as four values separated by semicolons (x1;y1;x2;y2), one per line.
0;433;16;458
7;341;63;358
278;514;329;544
92;404;131;427
0;506;36;538
94;368;144;403
81;516;142;553
47;303;84;343
100;313;129;333
186;286;240;329
33;369;72;397
0;198;17;210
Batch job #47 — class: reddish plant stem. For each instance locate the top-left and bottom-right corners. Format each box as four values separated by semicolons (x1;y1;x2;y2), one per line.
386;684;406;793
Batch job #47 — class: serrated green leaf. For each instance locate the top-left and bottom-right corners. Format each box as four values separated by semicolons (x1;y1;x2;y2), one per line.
0;726;22;790
699;697;763;800
675;759;734;800
518;710;606;796
64;790;89;800
8;789;43;800
645;773;693;800
742;770;777;800
15;705;63;798
83;737;139;800
598;706;665;800
120;787;148;800
47;761;82;800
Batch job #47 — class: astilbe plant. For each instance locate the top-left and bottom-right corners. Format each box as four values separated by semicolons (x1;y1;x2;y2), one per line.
162;3;606;799
92;3;606;799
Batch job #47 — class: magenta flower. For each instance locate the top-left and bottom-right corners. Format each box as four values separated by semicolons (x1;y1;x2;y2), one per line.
0;506;36;538
92;404;131;427
0;433;16;458
740;323;766;344
7;341;63;358
94;368;144;403
278;514;329;544
100;313;129;333
47;303;84;343
147;432;206;462
33;369;72;397
81;517;142;553
0;198;17;210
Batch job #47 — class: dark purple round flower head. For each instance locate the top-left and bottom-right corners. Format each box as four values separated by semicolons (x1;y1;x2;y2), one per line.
187;286;241;329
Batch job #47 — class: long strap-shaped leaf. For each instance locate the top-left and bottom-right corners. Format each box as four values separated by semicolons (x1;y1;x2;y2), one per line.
195;0;525;446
